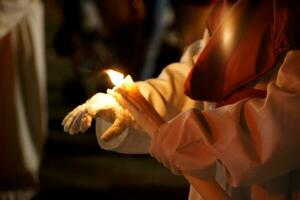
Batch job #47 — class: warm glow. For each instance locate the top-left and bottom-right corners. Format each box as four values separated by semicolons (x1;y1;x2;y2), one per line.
223;19;234;49
106;69;125;86
223;28;232;46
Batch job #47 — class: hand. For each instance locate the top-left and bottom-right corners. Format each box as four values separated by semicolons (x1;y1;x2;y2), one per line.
108;86;164;137
61;92;133;141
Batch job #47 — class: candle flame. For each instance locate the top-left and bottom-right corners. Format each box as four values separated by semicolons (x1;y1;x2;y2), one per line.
106;69;125;86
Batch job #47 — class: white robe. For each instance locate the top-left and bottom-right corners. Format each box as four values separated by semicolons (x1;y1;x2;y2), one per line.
0;0;47;198
96;30;300;199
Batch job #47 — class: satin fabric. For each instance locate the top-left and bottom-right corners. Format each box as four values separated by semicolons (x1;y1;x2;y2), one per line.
150;51;300;199
185;0;300;104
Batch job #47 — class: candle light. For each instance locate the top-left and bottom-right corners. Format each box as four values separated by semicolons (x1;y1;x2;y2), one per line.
105;69;164;135
105;69;141;102
105;69;124;86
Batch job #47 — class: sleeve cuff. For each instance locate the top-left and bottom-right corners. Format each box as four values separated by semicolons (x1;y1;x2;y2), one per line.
149;109;218;180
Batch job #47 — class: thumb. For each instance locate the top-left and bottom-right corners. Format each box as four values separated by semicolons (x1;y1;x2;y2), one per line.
100;111;130;141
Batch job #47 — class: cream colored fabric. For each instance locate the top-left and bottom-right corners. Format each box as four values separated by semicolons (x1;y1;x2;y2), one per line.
0;0;47;194
96;40;203;153
150;50;300;199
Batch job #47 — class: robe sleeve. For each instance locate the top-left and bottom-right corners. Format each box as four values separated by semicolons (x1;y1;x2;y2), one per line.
135;41;204;121
150;50;300;187
96;41;204;154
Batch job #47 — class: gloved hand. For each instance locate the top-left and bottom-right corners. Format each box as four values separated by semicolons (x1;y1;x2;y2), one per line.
108;84;164;138
61;92;134;141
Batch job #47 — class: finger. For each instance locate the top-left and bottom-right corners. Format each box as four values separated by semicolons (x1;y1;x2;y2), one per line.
100;106;131;141
80;114;92;133
63;106;84;133
62;105;84;132
62;110;76;129
100;118;128;141
62;104;83;125
69;109;86;135
63;112;77;133
62;110;73;126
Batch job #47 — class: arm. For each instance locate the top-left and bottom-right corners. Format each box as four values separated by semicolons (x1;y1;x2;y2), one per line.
150;50;300;186
136;31;211;120
96;40;204;153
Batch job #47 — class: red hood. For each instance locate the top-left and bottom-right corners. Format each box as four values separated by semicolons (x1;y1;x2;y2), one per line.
184;0;300;103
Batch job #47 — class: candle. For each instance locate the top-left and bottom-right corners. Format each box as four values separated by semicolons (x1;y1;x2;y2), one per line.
106;69;164;136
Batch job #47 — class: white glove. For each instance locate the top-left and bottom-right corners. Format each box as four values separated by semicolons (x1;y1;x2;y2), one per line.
62;92;134;141
108;87;164;138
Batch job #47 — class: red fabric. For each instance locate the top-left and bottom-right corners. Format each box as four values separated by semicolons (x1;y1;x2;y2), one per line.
216;88;266;107
184;0;300;104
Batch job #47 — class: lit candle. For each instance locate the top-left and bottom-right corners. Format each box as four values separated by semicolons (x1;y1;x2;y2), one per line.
105;70;142;106
106;69;164;135
105;69;124;87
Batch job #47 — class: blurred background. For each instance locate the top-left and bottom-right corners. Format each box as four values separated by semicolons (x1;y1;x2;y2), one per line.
34;0;211;199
